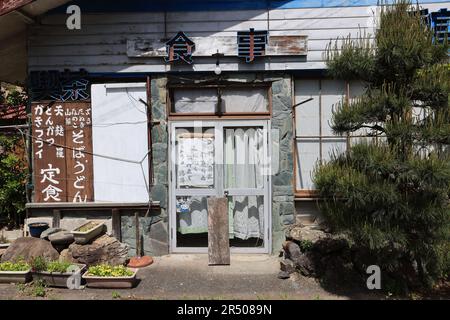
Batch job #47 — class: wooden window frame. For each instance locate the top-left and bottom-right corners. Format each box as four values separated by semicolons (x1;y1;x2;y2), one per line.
167;83;272;120
293;79;383;199
294;79;350;200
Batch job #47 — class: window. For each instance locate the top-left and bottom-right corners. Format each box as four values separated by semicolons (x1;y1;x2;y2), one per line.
294;79;367;195
91;83;150;202
429;8;450;46
415;8;450;46
169;85;270;116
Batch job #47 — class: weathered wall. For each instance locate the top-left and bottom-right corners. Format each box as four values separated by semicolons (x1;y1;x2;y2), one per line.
27;5;380;72
271;76;295;254
121;76;170;256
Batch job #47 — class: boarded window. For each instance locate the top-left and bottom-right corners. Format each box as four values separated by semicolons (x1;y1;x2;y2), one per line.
91;83;150;202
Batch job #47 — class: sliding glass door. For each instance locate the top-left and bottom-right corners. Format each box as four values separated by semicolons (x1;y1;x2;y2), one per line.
170;120;270;253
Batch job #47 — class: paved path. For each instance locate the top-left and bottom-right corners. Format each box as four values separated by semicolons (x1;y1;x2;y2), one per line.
0;254;382;300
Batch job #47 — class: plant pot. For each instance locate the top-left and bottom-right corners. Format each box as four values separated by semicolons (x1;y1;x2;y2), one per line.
32;264;86;288
71;222;104;244
28;223;49;238
0;269;32;284
82;268;138;289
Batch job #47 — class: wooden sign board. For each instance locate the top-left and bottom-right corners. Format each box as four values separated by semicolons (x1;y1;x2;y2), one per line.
207;197;230;266
32;102;94;203
127;35;307;58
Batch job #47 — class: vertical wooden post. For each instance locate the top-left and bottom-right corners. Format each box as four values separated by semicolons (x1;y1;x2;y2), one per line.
52;209;61;228
207;197;230;265
112;209;121;241
134;212;142;257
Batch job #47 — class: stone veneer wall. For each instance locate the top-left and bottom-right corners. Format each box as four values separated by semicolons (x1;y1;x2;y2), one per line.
121;74;295;256
121;76;170;256
270;76;295;254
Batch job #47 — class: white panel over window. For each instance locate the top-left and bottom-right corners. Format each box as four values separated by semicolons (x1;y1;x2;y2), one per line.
91;83;149;202
295;80;320;136
221;88;268;113
173;89;217;113
295;80;320;190
172;87;268;114
295;79;348;191
321;80;346;136
348;80;371;146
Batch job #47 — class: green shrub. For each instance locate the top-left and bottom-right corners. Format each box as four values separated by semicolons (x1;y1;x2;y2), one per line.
46;261;72;273
30;256;47;272
317;0;450;290
30;257;75;273
0;260;30;271
0;134;27;227
87;265;134;277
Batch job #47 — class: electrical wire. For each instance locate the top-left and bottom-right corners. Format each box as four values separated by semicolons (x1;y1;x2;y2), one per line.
5;126;153;204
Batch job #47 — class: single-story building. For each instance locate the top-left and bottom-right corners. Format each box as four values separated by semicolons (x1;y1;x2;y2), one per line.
0;0;449;256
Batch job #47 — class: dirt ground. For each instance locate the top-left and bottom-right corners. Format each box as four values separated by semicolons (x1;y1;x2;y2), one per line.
0;254;432;300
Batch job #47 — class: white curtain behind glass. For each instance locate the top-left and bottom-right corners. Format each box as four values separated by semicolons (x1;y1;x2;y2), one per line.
221;88;268;113
173;88;267;113
173;89;217;113
225;128;264;240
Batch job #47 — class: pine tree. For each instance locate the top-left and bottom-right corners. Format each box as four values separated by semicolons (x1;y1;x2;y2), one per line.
314;0;449;289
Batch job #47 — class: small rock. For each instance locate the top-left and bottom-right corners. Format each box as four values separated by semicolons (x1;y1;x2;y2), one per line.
289;225;327;243
280;258;296;274
64;234;129;266
282;241;302;261
49;231;74;245
278;271;291;279
40;228;65;240
59;249;76;263
295;253;316;277
1;237;59;262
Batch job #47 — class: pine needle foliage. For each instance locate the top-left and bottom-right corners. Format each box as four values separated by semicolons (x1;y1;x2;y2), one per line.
315;0;449;289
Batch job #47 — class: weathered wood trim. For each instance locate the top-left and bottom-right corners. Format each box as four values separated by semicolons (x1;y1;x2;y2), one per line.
52;209;61;228
207;197;230;265
0;0;34;17
111;208;121;241
127;35;307;58
295;190;319;198
25;201;161;209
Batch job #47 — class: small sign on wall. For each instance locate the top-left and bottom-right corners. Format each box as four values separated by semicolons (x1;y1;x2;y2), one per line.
32;102;94;203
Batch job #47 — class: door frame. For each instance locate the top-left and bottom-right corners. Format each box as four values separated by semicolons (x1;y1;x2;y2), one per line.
169;119;272;254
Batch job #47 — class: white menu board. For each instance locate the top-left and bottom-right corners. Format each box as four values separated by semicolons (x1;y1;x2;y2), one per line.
177;135;214;188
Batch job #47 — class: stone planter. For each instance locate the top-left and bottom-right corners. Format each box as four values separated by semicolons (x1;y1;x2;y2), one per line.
82;268;138;289
71;222;104;244
32;264;86;288
0;269;32;284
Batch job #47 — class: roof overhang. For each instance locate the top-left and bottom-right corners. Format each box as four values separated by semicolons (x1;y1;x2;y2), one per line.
0;0;72;84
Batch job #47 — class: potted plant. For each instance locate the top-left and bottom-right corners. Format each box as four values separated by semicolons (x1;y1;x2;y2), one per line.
71;221;104;244
82;264;138;289
30;256;86;288
0;260;32;284
0;235;9;249
28;222;49;238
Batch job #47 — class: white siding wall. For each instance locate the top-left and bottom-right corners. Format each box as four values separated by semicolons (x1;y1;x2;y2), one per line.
27;3;450;72
28;6;381;72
